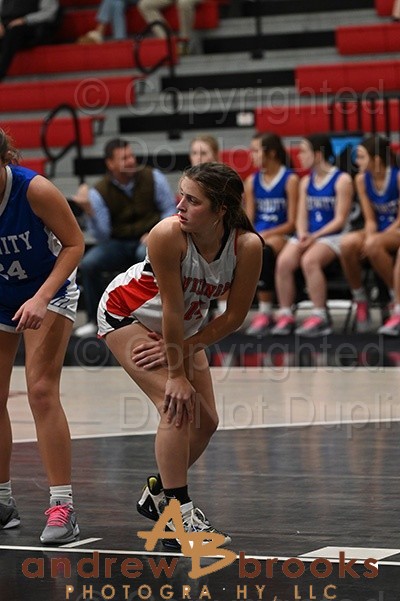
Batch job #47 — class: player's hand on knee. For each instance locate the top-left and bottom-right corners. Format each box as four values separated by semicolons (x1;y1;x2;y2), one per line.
132;332;167;369
164;376;195;427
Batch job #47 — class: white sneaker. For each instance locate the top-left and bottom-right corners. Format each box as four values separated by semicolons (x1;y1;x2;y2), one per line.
74;322;97;337
163;501;231;550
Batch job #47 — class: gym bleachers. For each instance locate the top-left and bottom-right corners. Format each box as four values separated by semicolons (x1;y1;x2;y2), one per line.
7;39;177;77
336;22;400;55
3;0;399;364
56;1;219;43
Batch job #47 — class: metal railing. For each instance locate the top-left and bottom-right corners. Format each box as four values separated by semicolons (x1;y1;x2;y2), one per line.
40;103;84;182
329;91;400;139
134;20;181;139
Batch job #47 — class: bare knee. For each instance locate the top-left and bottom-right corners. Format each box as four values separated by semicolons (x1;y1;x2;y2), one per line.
194;410;218;440
301;253;322;277
27;379;57;415
341;233;362;258
363;234;382;260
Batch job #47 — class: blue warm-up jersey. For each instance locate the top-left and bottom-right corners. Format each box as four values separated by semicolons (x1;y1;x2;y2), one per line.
307;168;342;234
364;167;399;232
253;166;292;232
0;164;71;311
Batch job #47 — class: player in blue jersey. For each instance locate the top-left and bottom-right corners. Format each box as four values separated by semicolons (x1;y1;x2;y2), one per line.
244;133;299;335
340;135;400;332
272;134;353;337
0;130;85;543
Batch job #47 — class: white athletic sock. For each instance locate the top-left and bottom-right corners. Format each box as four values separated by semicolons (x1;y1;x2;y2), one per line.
50;485;73;507
279;307;293;317
312;308;327;319
0;480;12;504
258;301;273;315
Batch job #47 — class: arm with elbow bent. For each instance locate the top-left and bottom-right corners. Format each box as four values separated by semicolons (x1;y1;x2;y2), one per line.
132;229;263;369
13;176;85;332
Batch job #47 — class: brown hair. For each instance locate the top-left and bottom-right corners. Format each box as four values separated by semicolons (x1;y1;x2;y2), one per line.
360;134;395;167
181;162;263;239
190;135;220;161
261;132;289;166
0;129;21;165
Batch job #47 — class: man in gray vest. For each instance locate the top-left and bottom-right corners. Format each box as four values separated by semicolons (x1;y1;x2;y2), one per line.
0;0;60;81
72;138;177;337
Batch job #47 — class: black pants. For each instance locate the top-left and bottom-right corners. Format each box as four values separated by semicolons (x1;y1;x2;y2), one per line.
0;22;53;79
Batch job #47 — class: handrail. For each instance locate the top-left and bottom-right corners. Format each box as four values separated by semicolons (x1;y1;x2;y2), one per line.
40;103;84;183
249;0;264;59
134;20;175;76
134;20;181;140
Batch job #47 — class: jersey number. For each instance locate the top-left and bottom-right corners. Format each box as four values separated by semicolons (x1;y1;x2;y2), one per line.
0;260;28;280
184;301;204;321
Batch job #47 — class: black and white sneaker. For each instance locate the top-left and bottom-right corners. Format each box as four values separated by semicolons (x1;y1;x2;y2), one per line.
0;498;20;529
137;475;166;522
163;501;232;550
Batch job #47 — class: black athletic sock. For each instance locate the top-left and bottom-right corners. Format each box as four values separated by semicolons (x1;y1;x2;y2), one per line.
164;485;191;505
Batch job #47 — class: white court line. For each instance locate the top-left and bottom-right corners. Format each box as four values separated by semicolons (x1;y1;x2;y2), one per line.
1;545;400;568
61;538;102;548
13;416;400;444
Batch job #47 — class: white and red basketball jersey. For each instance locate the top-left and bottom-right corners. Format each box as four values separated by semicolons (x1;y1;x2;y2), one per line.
97;229;238;338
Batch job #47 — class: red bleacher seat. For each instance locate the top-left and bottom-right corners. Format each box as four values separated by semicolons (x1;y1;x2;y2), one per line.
8;39;176;76
257;98;400;138
296;60;400;94
375;0;393;15
336;23;400;55
0;117;101;149
57;1;218;42
221;146;308;179
0;77;135;112
20;158;47;175
220;148;255;180
255;103;330;136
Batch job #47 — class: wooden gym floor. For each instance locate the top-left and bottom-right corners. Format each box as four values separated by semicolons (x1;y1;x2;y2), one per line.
2;364;400;601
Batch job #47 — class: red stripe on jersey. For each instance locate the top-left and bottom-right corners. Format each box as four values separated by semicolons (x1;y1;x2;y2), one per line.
106;273;159;316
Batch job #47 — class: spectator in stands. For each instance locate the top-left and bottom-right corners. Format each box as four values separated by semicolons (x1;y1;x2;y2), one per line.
340;135;400;333
392;0;400;21
137;0;198;54
189;134;219;166
71;138;176;338
77;0;137;44
272;134;353;337
0;0;61;81
244;133;299;336
379;248;400;336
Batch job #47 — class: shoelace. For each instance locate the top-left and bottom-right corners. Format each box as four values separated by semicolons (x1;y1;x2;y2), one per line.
44;504;71;527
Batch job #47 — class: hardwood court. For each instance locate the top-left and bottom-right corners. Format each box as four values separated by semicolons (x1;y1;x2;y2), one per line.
2;365;400;600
